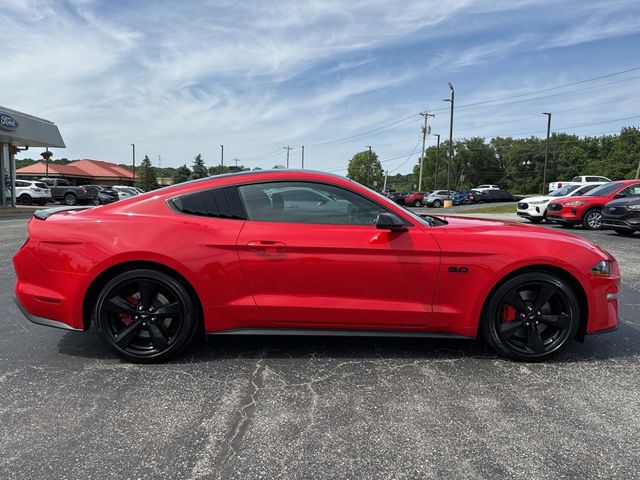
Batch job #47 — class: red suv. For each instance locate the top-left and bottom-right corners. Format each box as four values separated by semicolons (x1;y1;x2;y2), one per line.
404;191;428;207
547;180;640;230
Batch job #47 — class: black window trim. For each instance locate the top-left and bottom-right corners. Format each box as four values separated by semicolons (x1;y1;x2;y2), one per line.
235;179;414;227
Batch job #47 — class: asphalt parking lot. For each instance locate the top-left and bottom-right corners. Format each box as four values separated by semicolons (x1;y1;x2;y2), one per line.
1;215;639;480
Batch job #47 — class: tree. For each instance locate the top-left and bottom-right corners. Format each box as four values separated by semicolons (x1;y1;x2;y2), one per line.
347;150;383;189
190;154;208;180
172;164;191;184
136;155;158;191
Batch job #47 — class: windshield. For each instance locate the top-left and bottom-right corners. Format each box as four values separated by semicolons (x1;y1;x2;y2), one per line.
585;182;621;196
549;184;580;196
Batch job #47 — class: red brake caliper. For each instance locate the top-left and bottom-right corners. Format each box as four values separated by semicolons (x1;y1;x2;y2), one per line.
119;296;139;326
501;304;517;323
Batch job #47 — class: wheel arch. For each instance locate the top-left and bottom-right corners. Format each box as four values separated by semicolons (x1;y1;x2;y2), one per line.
81;260;204;332
477;264;589;342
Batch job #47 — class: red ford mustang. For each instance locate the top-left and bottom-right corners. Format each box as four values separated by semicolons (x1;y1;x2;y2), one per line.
13;170;619;362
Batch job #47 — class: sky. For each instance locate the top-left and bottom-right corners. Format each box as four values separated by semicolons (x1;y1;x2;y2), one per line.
2;0;640;175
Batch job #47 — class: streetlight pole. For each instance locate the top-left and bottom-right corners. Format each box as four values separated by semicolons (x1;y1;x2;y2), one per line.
443;82;455;200
542;113;551;193
418;112;435;192
366;145;372;188
433;133;440;191
283;146;292;168
220;145;224;168
130;143;135;184
301;145;305;170
522;160;531;194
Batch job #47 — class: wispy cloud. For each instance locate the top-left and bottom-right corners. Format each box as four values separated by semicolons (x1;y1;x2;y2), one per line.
1;0;639;173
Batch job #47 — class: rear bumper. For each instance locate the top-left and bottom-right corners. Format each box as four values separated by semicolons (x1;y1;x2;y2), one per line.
14;297;82;331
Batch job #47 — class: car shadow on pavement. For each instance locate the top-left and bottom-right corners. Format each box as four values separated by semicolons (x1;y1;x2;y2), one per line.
55;322;640;365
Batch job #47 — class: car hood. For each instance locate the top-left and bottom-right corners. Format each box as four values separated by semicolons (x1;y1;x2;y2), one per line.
433;215;609;256
605;197;640;207
521;195;552;203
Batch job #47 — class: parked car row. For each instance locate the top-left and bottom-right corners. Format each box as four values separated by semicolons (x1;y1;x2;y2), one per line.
517;178;640;235
384;185;517;208
12;178;143;206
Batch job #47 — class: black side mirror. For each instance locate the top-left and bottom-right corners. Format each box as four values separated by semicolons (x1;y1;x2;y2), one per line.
376;212;407;232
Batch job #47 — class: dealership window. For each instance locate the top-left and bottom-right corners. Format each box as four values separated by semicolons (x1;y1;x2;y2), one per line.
238;181;387;225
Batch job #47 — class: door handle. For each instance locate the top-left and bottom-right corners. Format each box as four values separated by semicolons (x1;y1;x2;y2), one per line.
246;240;287;252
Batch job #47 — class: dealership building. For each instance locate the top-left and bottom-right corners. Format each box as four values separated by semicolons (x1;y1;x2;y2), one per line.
1;106;65;209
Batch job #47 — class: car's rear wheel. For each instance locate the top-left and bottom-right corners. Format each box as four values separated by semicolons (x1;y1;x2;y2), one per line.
582;209;602;230
64;193;77;205
19;194;32;205
432;199;442;208
414;201;422;207
482;272;580;362
94;269;198;363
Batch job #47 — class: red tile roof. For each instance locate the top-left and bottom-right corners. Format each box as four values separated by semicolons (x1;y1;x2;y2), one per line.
17;159;133;179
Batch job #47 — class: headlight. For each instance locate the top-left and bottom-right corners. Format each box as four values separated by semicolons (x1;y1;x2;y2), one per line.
627;204;640;211
590;260;612;277
566;200;587;207
529;200;549;205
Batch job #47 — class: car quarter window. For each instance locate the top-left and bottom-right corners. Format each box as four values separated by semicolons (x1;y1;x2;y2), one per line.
619;184;640;196
238;181;388;225
170;187;246;219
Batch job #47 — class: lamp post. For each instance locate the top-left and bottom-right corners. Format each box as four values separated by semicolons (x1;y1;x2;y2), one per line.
443;82;455;199
366;145;372;188
542;113;551;193
522;159;532;194
433;133;441;190
220;145;224;168
130;144;135;184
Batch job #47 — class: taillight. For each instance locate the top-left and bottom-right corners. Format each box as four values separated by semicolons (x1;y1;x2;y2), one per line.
30;187;41;192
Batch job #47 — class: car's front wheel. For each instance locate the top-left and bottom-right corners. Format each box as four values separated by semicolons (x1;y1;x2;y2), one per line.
482;272;580;362
432;199;442;208
582;209;602;230
413;201;422;207
94;269;198;363
64;193;77;205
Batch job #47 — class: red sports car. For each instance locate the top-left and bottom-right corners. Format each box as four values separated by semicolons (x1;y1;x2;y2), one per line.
546;180;640;230
13;170;619;362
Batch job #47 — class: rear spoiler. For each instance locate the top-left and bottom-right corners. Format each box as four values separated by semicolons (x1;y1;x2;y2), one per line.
33;206;93;220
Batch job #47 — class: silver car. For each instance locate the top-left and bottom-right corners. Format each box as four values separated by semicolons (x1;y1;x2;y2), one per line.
425;190;453;208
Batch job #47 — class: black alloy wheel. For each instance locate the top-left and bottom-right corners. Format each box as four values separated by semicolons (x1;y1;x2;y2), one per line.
94;269;198;362
482;272;580;361
583;209;602;230
19;194;32;205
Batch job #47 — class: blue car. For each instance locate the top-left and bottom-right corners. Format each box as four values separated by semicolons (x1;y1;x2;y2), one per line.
452;190;469;206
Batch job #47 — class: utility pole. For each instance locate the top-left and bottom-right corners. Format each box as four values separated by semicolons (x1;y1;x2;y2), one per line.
636;155;640;179
542;113;551;193
130;144;136;184
220;145;224;168
233;158;239;167
158;154;161;168
301;145;305;170
284;146;292;168
418;112;435;192
366;145;372;188
443;82;455;200
433;134;441;190
383;170;388;191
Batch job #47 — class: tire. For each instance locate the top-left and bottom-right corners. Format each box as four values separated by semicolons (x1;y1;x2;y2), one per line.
413;201;422;207
64;193;77;206
614;228;635;236
432;199;442;208
94;269;198;363
92;198;101;206
582;209;602;230
481;272;580;362
19;194;32;205
528;217;543;224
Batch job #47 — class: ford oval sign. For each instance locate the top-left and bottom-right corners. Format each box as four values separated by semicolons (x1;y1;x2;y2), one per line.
0;113;19;131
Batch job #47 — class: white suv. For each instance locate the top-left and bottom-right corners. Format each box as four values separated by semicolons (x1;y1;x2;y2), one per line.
517;182;606;223
15;179;52;206
474;184;499;192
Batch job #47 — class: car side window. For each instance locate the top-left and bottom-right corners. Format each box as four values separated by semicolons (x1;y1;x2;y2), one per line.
170;187;246;219
238;181;388;225
625;184;640;196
